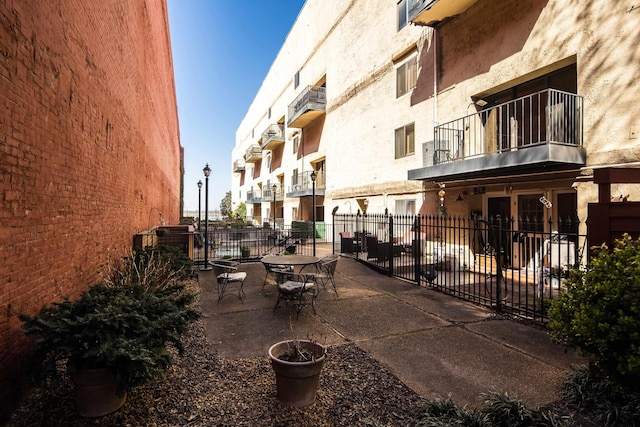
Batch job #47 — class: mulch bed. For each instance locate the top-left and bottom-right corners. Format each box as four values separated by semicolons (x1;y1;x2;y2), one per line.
7;281;427;427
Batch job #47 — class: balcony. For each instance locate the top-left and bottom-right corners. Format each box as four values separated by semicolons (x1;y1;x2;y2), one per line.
409;0;478;27
408;89;586;182
244;144;262;163
233;159;245;173
263;186;284;201
261;124;285;151
287;86;326;128
286;170;326;198
247;190;261;203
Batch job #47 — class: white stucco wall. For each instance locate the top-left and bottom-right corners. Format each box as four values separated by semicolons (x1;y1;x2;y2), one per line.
232;0;640;228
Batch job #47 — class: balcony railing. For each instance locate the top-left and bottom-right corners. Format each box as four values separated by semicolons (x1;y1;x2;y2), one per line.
244;144;262;163
263;186;284;201
433;89;583;165
233;159;245;172
287;86;326;128
261;124;285;150
247;190;261;203
287;170;326;197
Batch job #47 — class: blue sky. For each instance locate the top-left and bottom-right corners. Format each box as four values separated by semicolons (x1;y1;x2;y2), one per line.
167;0;306;213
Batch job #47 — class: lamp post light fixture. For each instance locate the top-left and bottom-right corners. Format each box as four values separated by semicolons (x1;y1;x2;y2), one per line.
197;180;202;232
272;183;277;230
202;163;212;271
310;170;317;256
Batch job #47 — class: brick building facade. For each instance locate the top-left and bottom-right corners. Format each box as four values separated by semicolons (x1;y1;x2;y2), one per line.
0;1;181;420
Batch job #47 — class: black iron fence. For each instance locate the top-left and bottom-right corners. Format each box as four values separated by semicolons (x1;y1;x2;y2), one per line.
136;222;334;262
333;213;586;323
190;222;332;261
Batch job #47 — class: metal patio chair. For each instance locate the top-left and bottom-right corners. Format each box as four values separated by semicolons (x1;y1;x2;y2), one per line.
314;254;339;295
211;260;247;303
272;269;319;318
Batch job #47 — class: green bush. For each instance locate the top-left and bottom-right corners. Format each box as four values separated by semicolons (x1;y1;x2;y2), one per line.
19;248;200;393
548;234;640;392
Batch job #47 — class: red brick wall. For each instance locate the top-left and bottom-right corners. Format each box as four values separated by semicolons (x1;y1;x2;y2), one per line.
0;1;181;420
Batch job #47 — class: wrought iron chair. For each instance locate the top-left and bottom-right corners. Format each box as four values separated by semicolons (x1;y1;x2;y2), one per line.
261;258;293;293
272;269;319;318
210;261;247;303
314;254;339;295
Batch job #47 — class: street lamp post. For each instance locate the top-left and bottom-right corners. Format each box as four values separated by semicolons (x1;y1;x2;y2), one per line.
310;170;317;256
272;184;277;230
202;164;212;271
197;180;202;232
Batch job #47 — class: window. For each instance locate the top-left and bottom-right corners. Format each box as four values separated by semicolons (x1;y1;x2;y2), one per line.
294;70;300;89
395;199;416;216
396;55;417;97
397;0;408;31
518;194;545;232
395;123;415;158
292;168;299;187
265;153;271;170
268;107;271;119
292;134;300;154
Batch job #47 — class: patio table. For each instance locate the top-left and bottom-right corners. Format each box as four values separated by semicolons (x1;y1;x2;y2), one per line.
261;255;321;291
261;255;320;271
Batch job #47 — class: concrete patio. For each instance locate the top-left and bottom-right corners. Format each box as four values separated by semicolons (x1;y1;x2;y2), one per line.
197;254;584;408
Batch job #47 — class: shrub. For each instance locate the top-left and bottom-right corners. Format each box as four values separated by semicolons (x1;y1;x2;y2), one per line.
547;234;640;392
19;248;200;393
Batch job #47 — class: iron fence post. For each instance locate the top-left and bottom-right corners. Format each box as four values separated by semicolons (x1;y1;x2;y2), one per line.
495;215;502;311
388;215;394;276
414;215;421;283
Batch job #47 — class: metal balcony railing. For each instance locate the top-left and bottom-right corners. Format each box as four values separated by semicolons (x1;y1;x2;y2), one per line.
288;170;325;194
261;124;285;150
247;191;261;202
433;89;583;165
233;159;245;172
263;186;284;200
287;86;326;127
244;144;262;163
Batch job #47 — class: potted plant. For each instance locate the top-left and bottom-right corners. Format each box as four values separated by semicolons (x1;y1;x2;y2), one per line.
268;339;326;407
240;245;250;258
18;248;201;417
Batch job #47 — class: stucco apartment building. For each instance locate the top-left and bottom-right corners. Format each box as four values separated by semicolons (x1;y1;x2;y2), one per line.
232;0;639;244
0;1;181;421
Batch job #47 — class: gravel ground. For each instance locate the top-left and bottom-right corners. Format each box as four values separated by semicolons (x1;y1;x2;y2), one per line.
7;281;427;427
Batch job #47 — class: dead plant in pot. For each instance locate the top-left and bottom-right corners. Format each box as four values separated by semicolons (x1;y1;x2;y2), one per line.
268;334;327;407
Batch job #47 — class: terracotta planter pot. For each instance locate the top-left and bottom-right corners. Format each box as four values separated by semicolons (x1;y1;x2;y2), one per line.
71;368;126;417
268;340;326;407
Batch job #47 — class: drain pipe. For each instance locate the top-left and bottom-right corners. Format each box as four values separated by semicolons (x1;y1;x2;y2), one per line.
433;27;438;130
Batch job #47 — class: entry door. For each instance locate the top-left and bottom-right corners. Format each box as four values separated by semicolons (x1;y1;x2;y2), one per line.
557;192;578;240
487;197;511;267
516;194;544;269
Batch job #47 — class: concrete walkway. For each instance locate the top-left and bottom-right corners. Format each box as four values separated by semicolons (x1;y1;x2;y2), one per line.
197;254;584;408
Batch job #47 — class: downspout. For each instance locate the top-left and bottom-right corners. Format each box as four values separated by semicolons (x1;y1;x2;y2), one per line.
433;27;438;130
